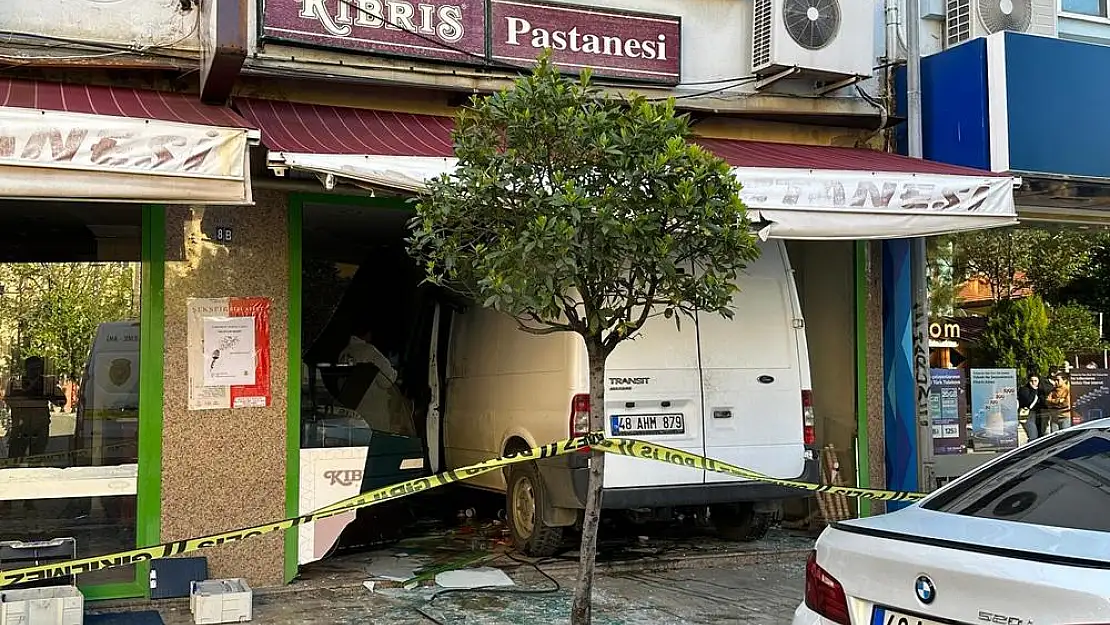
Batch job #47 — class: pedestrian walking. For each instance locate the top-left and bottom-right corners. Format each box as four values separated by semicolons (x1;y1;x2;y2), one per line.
1018;373;1044;440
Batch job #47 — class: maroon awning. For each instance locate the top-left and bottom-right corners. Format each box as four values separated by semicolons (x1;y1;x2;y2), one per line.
235;97;1005;181
235;98;453;157
693;137;1008;177
0;78;253;128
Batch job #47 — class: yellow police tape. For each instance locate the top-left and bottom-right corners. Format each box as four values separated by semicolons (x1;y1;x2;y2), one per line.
0;433;925;588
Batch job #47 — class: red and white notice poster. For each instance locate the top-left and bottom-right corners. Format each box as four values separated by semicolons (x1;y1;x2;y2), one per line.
187;297;271;410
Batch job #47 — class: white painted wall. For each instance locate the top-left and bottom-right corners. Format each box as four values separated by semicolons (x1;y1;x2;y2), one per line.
250;0;887;99
2;0;200;51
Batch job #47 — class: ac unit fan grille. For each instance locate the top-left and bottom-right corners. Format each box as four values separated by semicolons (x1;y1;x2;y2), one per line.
783;0;841;51
978;0;1033;33
752;0;774;69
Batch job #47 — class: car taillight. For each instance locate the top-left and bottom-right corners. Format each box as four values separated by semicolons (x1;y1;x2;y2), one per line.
805;551;850;625
802;390;816;445
570;394;591;436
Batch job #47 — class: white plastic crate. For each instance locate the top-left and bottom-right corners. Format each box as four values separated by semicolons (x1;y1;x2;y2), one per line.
0;585;83;625
189;579;252;624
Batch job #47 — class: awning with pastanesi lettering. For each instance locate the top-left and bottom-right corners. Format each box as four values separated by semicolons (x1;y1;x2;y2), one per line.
237;98;1018;239
0;79;257;205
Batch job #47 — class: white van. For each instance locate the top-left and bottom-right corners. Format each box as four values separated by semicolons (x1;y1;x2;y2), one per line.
439;240;819;556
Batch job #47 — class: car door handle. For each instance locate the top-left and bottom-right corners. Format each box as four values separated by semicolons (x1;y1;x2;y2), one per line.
712;409;732;419
757;375;775;384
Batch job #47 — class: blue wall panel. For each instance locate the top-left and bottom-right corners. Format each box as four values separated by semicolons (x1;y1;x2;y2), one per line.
897;38;991;168
1003;32;1110;179
883;239;918;510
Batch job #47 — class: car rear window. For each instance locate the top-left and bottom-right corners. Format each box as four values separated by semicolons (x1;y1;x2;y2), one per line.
922;429;1110;533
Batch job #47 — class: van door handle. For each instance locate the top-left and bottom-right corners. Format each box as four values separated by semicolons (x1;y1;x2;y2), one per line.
757;375;775;384
713;410;732;419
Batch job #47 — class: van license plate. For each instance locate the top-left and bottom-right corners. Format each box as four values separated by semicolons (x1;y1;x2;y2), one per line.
871;607;943;625
611;414;685;436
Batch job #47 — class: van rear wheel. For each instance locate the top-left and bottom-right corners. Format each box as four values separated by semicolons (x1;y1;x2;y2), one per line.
711;503;771;542
507;462;564;557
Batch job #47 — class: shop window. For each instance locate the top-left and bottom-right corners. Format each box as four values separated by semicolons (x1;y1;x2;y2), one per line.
300;204;429;449
923;430;1110;533
0;201;143;586
1062;0;1107;18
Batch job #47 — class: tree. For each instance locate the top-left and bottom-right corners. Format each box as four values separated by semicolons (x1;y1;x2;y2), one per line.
408;55;758;624
1045;303;1104;356
1051;238;1110;313
0;263;137;380
975;295;1064;380
948;228;1095;304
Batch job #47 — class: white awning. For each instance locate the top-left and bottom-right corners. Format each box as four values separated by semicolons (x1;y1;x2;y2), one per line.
270;153;1018;240
734;167;1019;240
0;105;254;205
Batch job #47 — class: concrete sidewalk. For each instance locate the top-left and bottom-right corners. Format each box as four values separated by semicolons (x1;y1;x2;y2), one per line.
98;550;808;624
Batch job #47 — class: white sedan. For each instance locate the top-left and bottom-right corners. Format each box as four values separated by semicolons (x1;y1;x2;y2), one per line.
793;419;1110;625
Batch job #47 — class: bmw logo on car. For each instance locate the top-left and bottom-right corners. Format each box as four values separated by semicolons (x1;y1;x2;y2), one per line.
914;575;936;604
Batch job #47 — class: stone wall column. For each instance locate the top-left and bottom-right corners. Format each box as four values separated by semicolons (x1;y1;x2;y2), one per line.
159;190;290;586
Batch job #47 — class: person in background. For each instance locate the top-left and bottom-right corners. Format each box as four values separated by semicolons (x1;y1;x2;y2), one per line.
1017;373;1044;441
5;356;65;459
1045;370;1072;433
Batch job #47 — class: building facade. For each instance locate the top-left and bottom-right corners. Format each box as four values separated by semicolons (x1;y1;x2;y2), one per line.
0;0;1016;596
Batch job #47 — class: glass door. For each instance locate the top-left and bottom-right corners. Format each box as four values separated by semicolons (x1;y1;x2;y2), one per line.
0;201;160;598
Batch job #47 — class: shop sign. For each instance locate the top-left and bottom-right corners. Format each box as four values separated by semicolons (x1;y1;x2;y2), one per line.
929;368;967;455
0;107;251;204
489;0;680;83
0;109;246;179
261;0;485;64
259;0;682;83
1066;369;1110;425
969;368;1018;453
737;170;1009;214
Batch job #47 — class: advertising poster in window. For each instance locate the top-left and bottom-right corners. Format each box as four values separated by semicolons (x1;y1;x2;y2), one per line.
187;297;271;410
1067;369;1110;425
930;368;967;455
970;368;1018;452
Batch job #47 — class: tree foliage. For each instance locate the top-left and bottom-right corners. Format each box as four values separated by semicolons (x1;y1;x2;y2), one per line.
408;55;757;624
411;58;758;347
976;295;1065;380
947;227;1095;305
0;263;137;379
1045;302;1104;356
1051;239;1110;313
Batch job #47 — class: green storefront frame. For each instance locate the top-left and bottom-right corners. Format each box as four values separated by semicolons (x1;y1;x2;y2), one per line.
282;191;416;580
75;205;165;601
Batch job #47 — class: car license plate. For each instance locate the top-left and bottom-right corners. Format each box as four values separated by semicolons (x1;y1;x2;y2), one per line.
871;607;944;625
610;414;685;436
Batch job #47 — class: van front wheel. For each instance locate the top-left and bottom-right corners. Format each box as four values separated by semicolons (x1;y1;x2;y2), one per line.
711;503;771;542
507;462;564;557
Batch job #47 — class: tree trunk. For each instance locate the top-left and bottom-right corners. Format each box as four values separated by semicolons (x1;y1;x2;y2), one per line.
570;340;607;625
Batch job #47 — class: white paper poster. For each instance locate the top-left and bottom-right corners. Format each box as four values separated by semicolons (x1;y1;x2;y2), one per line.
187;297;272;410
202;316;257;387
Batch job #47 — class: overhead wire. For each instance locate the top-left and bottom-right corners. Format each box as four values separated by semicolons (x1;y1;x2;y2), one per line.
0;7;200;63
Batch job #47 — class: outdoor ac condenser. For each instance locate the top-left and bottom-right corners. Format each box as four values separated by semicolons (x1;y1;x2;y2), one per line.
945;0;1057;48
750;0;876;79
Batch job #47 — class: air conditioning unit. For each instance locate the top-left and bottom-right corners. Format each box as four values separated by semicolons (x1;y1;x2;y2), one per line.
945;0;1056;48
751;0;876;79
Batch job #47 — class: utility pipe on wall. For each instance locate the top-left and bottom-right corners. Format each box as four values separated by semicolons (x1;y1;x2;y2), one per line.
903;0;936;493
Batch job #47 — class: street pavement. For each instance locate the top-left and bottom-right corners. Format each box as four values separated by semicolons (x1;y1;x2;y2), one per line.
107;551;807;624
